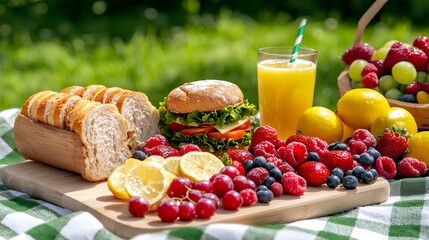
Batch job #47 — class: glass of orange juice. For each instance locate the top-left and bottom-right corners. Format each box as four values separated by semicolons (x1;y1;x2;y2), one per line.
257;47;317;140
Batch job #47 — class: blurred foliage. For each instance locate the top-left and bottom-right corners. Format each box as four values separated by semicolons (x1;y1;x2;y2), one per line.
0;0;428;111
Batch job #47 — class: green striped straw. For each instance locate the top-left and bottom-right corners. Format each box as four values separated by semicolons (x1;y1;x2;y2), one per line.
290;18;307;63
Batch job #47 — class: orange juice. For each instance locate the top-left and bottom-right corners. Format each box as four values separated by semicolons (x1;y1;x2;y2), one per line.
257;58;316;140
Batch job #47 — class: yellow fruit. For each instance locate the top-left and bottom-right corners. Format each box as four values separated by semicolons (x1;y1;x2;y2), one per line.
404;131;429;166
370;107;417;140
372;47;390;61
163;156;181;176
124;161;175;210
296;106;343;144
342;123;356;142
142;155;165;165
337;88;390;129
179;152;225;183
107;158;143;199
417;91;429;104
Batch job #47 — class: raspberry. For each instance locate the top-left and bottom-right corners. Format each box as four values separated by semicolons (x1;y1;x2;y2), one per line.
253;141;276;159
145;135;169;149
375;157;397;179
352;129;377;148
320;150;353;171
297;162;330;187
240;189;257;206
405;81;422;95
348;139;367;155
342;43;374;65
384;43;410;70
246;167;269;186
361;63;379;77
277;140;287;149
266;156;283;167
362;72;379;89
249;125;280;151
286;135;317;153
413;36;429;56
278;162;294;174
312;137;329;157
398;157;427;177
275;147;286;160
281;172;307;196
283;142;308;168
179;144;202;156
150;145;179;158
270;182;283;196
422;83;429;93
225;149;254;164
407;48;429;71
371;60;385;76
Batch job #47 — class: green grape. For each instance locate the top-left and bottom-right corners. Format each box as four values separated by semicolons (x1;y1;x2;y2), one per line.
349;60;368;82
415;71;428;83
379;75;399;92
384;89;403;100
373;86;384;94
392;61;417;85
384;40;398;48
372;47;390;61
350;80;365;89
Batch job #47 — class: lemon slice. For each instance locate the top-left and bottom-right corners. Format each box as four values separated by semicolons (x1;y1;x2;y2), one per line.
179;152;225;183
124;161;175;210
143;155;165;166
107;158;143;199
163;156;181;176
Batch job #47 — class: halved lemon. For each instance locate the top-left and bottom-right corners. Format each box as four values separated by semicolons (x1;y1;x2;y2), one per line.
163;156;181;176
142;155;165;166
124;161;175;210
107;158;143;199
179;152;224;183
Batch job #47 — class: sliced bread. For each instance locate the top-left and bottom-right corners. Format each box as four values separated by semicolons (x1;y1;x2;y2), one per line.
21;90;52;117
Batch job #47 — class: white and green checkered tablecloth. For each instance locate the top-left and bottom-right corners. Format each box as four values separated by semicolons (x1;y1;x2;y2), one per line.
0;108;428;240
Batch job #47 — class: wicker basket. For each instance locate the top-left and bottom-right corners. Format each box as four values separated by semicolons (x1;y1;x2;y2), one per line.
337;0;429;130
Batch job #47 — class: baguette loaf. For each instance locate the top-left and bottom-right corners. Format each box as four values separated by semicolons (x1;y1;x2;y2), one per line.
50;95;82;129
61;86;84;96
36;93;68;124
81;85;106;100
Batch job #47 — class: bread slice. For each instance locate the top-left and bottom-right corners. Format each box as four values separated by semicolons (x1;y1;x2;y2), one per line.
36;93;68;123
116;91;160;142
81;85;106;100
103;87;126;104
61;86;84;95
29;91;56;121
71;104;130;181
85;85;107;101
21;90;52;117
50;95;82;129
65;99;94;130
92;88;108;102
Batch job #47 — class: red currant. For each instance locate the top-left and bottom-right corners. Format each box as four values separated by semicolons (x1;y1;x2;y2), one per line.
194;180;214;194
219;166;240;180
178;201;196;221
222;190;243;210
233;175;249;192
167;177;195;198
212;174;234;197
203;193;220;209
196;198;216;219
156;199;179;222
128;196;150;217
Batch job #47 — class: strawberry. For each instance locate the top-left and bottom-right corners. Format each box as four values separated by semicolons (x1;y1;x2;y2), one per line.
249;125;280;151
221;154;245;176
376;126;409;159
413;36;429;56
342;43;374;65
231;160;245;176
384;42;410;70
407;48;429;71
371;59;384;76
320;150;353;171
225;149;254;164
297;162;330;187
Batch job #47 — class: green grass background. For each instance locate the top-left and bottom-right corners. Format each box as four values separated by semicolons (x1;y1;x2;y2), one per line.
0;12;426;111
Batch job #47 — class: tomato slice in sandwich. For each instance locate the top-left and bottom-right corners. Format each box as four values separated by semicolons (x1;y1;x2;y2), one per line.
169;122;187;131
207;130;246;140
231;120;251;131
179;127;215;136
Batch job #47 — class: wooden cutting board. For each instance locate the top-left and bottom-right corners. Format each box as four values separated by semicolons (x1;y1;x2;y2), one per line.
2;160;390;239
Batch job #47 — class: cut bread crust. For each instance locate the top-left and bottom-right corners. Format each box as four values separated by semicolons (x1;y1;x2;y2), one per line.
82;85;106;100
36;92;68;124
29;91;56;121
167;80;244;113
21;90;52;117
61;86;84;95
103;87;125;104
53;95;82;129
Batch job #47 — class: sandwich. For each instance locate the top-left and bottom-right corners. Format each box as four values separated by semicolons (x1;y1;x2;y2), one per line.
158;80;257;154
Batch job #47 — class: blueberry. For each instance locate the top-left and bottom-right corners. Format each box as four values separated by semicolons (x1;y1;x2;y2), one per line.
328;141;341;151
342;175;359;189
306;152;320;162
264;162;275;172
243;160;253;174
253;156;267;168
263;176;276;189
257;189;274;203
132;150;147;160
399;94;417;103
332;143;348;151
367;148;381;161
345;170;353;176
361;171;373;184
369;169;378;180
269;168;282;182
352;166;365;179
331;168;344;181
359;153;374;166
326;175;341;189
353;154;360;161
256;185;269;193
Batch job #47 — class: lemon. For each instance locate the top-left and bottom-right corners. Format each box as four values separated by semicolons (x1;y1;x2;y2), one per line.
124;161;175;210
417;91;429;104
142;155;165;166
179;152;225;183
342;123;356;142
163;156;181;176
337;88;390;129
107;158;143;199
370;107;417;140
405;131;429;166
296;106;343;144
